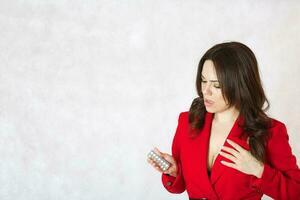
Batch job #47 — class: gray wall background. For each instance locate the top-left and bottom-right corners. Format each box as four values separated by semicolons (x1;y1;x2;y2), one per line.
0;1;299;199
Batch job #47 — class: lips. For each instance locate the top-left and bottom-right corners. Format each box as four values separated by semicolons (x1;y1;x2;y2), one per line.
204;99;214;104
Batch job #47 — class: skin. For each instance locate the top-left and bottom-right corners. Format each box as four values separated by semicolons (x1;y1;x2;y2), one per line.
147;60;264;178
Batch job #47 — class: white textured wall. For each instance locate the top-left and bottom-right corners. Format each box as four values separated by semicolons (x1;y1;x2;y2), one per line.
0;1;299;199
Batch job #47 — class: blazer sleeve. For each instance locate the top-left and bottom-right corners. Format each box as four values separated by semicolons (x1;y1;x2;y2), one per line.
250;122;300;199
161;112;186;193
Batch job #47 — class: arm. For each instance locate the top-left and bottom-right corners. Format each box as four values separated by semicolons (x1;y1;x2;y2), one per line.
161;112;186;193
250;123;300;199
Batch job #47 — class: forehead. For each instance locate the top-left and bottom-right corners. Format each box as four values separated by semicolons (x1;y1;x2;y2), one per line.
201;60;217;78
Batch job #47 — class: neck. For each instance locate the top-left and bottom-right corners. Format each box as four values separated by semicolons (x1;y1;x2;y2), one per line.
213;107;240;123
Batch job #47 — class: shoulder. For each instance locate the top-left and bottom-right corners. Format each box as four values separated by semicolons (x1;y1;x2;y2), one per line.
177;111;191;126
267;117;289;141
176;111;210;131
177;111;212;126
175;111;190;131
178;111;189;120
264;118;294;161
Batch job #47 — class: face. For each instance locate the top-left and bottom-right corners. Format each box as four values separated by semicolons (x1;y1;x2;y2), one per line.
201;60;229;113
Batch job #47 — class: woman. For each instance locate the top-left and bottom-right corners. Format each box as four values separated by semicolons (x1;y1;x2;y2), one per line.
147;41;300;199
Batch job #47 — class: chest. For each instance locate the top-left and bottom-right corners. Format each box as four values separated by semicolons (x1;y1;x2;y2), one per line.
207;122;233;171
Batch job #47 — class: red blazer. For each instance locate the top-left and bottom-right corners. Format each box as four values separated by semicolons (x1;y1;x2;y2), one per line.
161;111;300;200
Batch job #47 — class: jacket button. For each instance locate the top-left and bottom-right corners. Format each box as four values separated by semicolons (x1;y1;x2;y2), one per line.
166;181;172;186
256;189;261;193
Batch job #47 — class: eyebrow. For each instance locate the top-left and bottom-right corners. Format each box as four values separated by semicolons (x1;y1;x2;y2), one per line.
201;74;219;82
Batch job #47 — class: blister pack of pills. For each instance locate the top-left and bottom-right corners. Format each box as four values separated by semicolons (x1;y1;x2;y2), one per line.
148;150;171;171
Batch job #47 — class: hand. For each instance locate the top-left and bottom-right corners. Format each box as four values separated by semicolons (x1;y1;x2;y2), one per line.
219;139;264;178
147;147;178;177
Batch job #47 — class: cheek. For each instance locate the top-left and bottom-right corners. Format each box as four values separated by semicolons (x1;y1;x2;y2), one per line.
215;92;228;106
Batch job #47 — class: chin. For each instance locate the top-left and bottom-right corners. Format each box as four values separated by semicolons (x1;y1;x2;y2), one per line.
205;107;216;113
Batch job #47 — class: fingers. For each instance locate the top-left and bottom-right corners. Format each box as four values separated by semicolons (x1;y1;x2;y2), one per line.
221;146;239;158
147;158;163;173
219;151;238;163
226;139;245;153
153;147;173;163
220;160;237;170
147;157;172;174
153;147;163;156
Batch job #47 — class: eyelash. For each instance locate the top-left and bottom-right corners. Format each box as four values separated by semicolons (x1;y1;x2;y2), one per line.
201;80;221;89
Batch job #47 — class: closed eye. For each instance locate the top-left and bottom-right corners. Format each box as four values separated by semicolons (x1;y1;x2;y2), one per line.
201;80;221;89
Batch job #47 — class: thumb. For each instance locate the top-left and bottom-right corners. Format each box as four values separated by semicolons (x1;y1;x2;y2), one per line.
153;147;164;157
154;147;172;163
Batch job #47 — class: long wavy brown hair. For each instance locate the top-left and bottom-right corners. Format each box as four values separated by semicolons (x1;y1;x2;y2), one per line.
189;41;272;162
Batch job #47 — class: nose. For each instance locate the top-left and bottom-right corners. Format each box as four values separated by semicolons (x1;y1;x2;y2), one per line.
202;82;212;96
